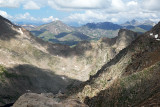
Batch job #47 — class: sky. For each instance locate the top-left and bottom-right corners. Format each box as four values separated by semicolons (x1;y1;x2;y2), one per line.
0;0;160;26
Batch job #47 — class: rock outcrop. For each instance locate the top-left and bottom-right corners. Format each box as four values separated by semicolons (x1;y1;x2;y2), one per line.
13;93;88;107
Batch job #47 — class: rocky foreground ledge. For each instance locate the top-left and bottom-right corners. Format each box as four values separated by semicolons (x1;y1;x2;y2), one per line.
13;93;88;107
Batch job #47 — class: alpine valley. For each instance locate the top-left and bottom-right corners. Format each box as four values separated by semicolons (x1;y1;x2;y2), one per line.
0;15;159;107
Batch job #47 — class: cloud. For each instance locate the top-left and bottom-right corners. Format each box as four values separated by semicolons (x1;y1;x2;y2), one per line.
111;0;125;11
0;10;12;18
127;1;138;7
48;0;107;10
13;12;37;21
0;0;160;25
42;16;59;23
0;0;22;8
62;0;160;24
11;12;59;24
23;1;40;10
64;8;160;25
64;10;108;24
0;0;160;12
143;0;160;11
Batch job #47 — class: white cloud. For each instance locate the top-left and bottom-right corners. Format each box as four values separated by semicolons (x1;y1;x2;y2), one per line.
64;10;109;24
0;0;22;8
111;0;125;11
0;10;12;18
10;13;59;24
14;12;37;21
42;16;59;23
0;0;160;25
64;8;160;25
143;0;160;11
110;18;118;22
127;1;138;7
23;1;40;10
48;0;107;10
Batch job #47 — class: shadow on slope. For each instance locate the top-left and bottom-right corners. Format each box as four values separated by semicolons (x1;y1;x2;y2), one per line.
0;15;18;41
0;64;81;106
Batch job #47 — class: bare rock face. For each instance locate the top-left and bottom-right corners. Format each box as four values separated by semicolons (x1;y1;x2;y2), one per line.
13;93;88;107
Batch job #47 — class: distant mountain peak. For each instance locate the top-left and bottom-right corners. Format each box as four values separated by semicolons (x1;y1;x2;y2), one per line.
122;19;156;27
130;19;137;24
84;21;122;30
122;19;139;26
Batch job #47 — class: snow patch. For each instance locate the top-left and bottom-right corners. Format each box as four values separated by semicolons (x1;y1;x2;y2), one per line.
150;33;153;36
154;34;160;41
61;76;66;80
18;28;24;35
155;34;158;39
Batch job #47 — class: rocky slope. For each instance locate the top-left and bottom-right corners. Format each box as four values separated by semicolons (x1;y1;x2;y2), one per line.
0;16;138;106
66;22;160;107
13;93;88;107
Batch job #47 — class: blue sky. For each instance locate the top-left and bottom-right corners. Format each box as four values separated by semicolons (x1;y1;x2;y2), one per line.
0;0;160;26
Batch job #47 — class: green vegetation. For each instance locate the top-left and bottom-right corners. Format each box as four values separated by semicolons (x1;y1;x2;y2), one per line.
130;27;146;33
0;65;19;79
33;49;45;60
47;56;60;67
0;65;7;82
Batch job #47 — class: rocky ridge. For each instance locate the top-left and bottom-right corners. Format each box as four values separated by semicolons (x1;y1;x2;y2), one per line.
66;22;160;106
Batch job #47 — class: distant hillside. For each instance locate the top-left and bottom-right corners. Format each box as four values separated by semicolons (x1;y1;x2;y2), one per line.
122;19;155;33
84;22;122;30
24;20;154;46
27;21;122;46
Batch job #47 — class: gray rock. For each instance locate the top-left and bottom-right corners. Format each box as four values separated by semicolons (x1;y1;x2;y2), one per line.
13;93;88;107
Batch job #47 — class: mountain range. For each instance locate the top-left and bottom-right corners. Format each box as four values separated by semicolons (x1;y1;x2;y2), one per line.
0;15;160;106
23;19;155;46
